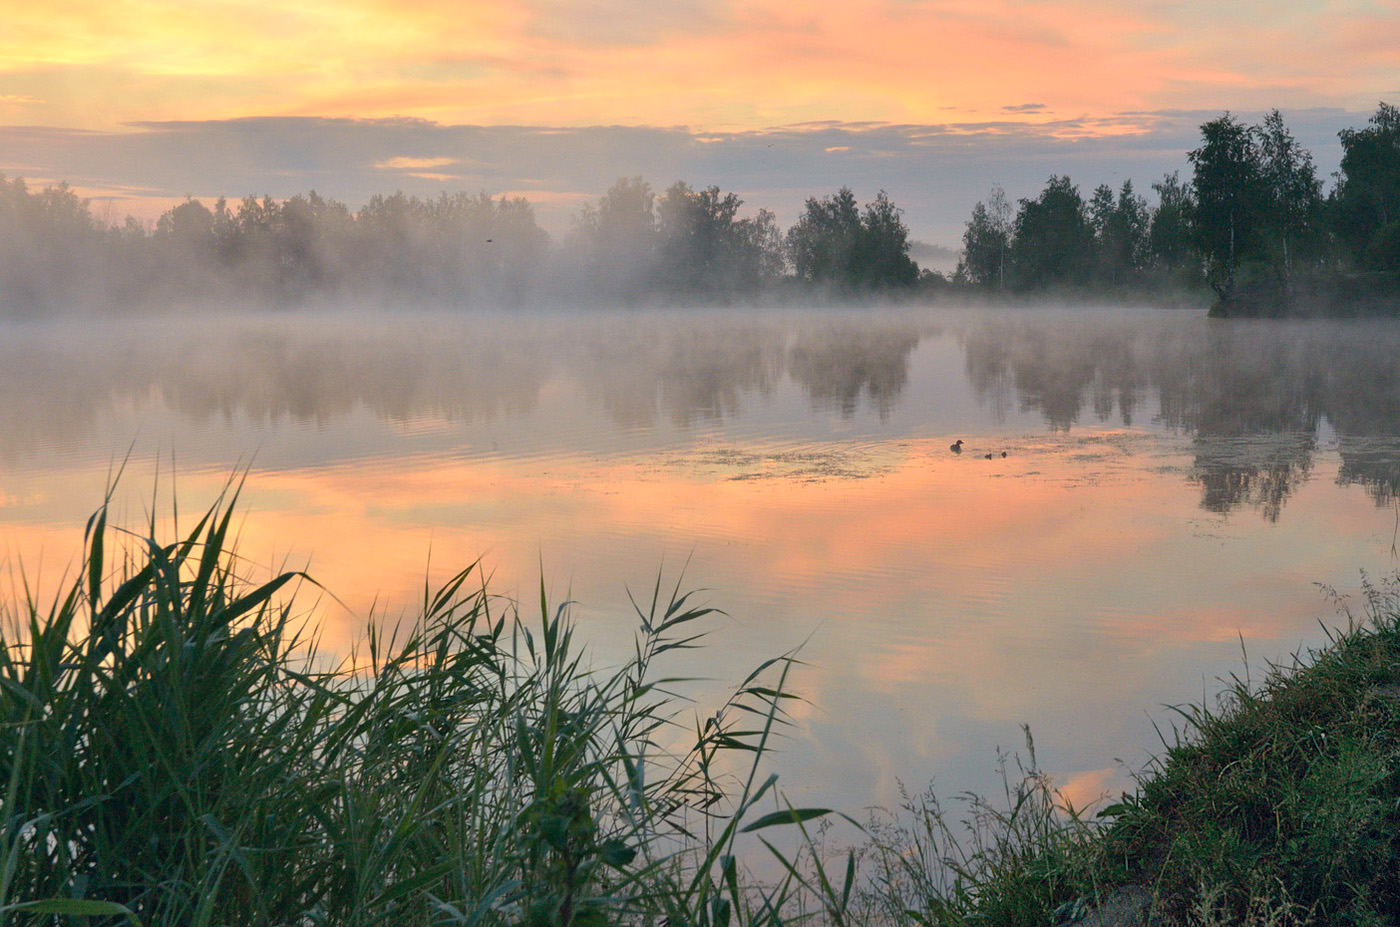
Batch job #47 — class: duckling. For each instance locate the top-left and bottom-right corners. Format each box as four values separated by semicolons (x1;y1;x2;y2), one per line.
950;439;963;454
983;452;994;460
1000;451;1008;458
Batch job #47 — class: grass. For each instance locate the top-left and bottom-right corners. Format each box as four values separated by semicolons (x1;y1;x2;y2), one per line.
1097;576;1400;925
851;575;1400;926
7;484;1400;926
0;483;858;925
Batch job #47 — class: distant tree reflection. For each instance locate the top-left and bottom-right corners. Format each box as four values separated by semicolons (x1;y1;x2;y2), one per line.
958;314;1400;521
788;325;921;420
574;319;785;428
5;310;1400;525
962;316;1153;431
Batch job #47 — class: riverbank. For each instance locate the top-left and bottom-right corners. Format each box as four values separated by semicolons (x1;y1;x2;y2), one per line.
1208;270;1400;318
865;576;1400;926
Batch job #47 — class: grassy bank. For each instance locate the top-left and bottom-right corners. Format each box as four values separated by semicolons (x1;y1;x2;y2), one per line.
856;577;1400;927
5;489;1400;925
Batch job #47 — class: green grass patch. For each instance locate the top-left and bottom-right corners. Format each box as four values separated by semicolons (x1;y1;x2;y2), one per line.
855;577;1400;926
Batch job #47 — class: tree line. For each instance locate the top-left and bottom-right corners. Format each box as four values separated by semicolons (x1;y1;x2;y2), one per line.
957;103;1400;313
0;174;925;314
4;103;1395;314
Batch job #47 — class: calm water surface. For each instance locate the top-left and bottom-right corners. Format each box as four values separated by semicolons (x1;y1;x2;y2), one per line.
4;305;1399;813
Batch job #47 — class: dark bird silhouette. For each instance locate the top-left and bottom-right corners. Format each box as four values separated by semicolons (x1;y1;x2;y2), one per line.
1001;451;1008;458
950;439;963;454
983;453;994;459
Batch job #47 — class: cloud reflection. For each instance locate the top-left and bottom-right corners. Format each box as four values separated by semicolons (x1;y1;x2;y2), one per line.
4;306;1399;816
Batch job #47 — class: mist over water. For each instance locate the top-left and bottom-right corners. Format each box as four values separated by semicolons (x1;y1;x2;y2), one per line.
4;304;1399;811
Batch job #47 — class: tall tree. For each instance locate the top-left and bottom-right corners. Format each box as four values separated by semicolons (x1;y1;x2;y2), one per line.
958;184;1011;288
1149;171;1195;277
655;182;784;296
571;176;659;298
1007;176;1093;289
657;181;741;293
1254;109;1324;284
855;191;919;288
785;187;917;289
786;186;862;284
1091;181;1150;285
1188;113;1263;300
1334;102;1400;271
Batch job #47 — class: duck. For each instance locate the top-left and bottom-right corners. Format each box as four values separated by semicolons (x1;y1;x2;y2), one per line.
950;439;963;454
1001;451;1008;458
983;452;994;460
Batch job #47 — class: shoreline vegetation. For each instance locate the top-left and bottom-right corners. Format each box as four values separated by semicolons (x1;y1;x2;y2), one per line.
7;490;1400;924
2;104;1396;318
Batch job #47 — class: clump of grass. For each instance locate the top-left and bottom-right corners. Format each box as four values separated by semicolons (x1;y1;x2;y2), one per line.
0;484;847;925
14;482;1400;926
854;729;1101;927
843;574;1400;927
1100;575;1400;925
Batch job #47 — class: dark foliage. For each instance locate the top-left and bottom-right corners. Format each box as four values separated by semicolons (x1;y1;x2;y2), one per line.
785;187;920;290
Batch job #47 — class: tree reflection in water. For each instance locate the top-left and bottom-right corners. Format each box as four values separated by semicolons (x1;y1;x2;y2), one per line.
788;324;923;421
958;313;1400;520
3;309;1400;520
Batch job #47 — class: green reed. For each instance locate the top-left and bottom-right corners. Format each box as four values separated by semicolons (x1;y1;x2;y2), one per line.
0;484;851;926
16;482;1397;927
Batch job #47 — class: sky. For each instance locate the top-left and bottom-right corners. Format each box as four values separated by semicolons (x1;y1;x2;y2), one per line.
3;0;1397;248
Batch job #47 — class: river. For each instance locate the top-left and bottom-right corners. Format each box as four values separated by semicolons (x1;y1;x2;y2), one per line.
3;303;1397;815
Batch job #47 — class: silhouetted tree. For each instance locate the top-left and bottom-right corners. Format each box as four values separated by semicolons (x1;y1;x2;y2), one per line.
785;187;918;289
570;176;659;299
1091;180;1150;285
958;185;1011;288
855;191;919;287
1149;172;1195;278
1007;176;1093;289
0;175;106;312
786;186;862;285
152;198;225;300
1254;109;1325;287
1333;102;1400;273
655;182;783;297
1189;113;1264;301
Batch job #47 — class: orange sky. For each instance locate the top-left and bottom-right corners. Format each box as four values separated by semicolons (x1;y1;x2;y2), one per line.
6;0;1396;132
1;1;1395;248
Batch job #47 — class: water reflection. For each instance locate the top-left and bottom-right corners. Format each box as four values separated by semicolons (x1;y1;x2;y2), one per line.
3;305;1400;821
3;309;1400;520
788;323;923;420
956;313;1400;519
574;319;786;428
962;316;1150;430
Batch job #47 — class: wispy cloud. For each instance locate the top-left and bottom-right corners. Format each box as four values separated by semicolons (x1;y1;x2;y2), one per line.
373;155;460;171
0;109;1366;246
